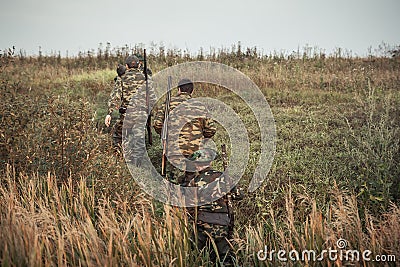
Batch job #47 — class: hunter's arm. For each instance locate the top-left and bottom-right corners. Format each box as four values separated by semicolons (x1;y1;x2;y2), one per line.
108;78;122;115
202;118;216;138
153;103;165;135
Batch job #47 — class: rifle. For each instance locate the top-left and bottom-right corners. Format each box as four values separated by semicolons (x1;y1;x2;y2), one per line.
161;76;172;176
143;49;152;146
221;144;235;237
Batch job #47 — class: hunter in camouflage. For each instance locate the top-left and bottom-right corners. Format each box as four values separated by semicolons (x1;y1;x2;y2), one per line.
106;64;126;118
153;78;216;184
105;55;155;163
186;148;243;265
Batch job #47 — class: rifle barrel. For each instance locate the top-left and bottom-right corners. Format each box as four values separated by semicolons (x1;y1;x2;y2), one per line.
144;49;153;145
161;76;172;176
221;144;228;171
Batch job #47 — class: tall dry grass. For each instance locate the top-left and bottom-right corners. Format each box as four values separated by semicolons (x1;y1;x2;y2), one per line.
1;167;398;266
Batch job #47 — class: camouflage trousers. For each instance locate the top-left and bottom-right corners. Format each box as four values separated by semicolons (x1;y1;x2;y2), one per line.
113;112;147;163
195;221;232;263
111;114;124;153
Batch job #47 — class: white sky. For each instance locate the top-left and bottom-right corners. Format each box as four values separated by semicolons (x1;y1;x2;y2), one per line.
1;0;399;57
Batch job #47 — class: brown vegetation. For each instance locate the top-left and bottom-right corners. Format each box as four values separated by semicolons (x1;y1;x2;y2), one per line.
0;45;399;266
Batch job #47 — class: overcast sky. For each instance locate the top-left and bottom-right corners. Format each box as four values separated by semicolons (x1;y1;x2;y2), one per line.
1;0;399;57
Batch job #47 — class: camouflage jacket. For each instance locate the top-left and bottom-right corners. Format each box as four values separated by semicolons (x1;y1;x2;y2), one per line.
188;167;243;225
107;68;154;115
153;92;216;157
108;76;122;114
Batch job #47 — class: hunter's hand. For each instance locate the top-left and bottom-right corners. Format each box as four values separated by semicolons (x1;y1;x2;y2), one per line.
105;114;112;127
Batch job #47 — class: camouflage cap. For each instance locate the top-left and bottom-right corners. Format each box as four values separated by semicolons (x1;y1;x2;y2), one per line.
188;148;218;163
125;55;139;65
116;64;126;77
178;78;193;88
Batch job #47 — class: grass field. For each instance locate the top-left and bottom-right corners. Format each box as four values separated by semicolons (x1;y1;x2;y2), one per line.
0;46;399;266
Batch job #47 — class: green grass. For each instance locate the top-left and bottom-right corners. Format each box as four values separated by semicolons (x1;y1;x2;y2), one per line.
0;49;399;266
